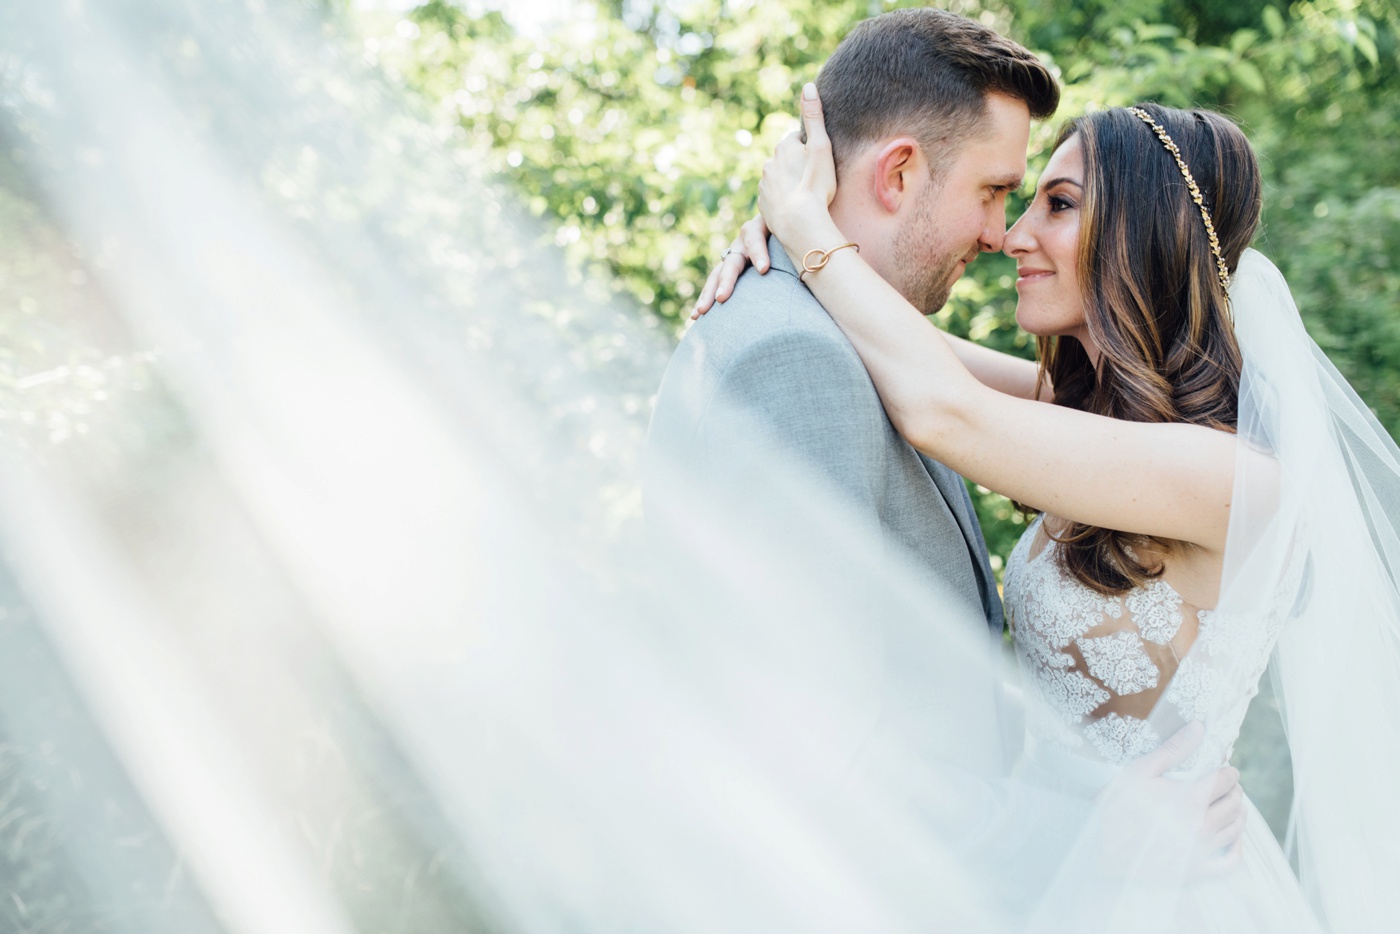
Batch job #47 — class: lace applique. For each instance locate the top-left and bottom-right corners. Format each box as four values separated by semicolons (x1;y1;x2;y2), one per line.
1197;608;1270;668
1163;656;1222;721
1084;713;1161;764
1040;667;1112;720
1019;629;1074;670
1125;580;1184;644
1045;585;1122;649
1005;517;1295;773
1004;529;1122;649
1077;632;1160;695
1016;622;1111;721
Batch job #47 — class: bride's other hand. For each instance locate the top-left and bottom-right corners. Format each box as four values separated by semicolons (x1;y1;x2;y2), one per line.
757;83;841;259
1096;722;1245;880
690;216;771;320
692;83;837;321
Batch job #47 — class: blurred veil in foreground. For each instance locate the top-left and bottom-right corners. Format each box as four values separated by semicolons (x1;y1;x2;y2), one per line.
5;2;1399;933
0;2;1024;930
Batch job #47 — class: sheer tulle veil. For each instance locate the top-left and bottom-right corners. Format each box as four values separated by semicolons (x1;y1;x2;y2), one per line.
1224;249;1400;930
2;1;1398;931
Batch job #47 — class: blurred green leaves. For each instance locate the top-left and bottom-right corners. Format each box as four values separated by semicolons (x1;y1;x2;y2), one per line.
356;0;1400;568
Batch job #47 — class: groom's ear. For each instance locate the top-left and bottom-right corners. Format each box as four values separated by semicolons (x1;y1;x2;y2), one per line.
872;137;924;215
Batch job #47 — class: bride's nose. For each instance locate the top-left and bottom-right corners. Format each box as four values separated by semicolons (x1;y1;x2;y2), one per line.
1003;210;1034;257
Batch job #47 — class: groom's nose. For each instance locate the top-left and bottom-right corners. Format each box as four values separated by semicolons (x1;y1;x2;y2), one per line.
979;210;1008;253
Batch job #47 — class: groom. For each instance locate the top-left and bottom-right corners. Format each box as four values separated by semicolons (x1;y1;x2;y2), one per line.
645;10;1060;834
650;9;1053;647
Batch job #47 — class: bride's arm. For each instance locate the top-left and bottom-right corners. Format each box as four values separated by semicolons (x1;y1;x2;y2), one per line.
763;86;1234;551
693;219;1050;401
940;331;1050;402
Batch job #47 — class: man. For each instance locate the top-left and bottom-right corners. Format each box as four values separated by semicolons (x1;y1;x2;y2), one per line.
645;8;1244;909
651;8;1052;671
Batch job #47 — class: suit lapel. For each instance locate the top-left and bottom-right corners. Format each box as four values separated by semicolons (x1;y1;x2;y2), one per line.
774;231;1003;632
920;454;1004;634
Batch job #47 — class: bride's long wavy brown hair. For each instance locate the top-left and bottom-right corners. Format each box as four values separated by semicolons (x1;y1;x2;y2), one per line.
1036;104;1262;595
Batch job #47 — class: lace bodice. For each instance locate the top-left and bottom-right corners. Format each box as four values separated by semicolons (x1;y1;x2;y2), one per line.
1004;516;1300;775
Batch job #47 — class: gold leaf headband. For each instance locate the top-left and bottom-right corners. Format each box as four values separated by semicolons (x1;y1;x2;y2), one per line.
1127;106;1233;314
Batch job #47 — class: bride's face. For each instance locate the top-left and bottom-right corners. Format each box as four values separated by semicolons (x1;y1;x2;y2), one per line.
1004;135;1093;351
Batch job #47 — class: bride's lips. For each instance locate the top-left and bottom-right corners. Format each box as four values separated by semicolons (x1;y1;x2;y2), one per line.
1016;267;1053;285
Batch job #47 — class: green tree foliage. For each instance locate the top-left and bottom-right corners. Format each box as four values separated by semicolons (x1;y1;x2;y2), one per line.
356;0;1400;573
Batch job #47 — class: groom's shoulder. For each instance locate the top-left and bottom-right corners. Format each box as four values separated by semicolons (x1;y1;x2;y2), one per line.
681;265;857;372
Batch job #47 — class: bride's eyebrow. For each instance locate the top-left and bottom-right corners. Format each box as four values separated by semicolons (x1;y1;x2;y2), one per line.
1040;176;1083;192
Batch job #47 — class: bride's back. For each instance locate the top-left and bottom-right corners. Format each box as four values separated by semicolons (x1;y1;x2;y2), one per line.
1004;513;1301;784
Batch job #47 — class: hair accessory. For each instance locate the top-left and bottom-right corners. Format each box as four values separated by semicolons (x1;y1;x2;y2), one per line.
800;242;859;281
1127;106;1233;312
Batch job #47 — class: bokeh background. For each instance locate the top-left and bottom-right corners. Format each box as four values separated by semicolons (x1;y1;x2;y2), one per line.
0;1;1396;932
350;0;1400;566
6;0;1399;569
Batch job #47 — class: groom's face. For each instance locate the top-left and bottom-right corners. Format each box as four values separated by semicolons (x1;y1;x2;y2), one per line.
892;92;1031;315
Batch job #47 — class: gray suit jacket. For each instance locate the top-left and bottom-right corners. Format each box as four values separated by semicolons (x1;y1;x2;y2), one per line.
644;242;1087;899
648;237;1002;636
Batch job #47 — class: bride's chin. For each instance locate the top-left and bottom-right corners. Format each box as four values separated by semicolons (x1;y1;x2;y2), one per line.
1013;306;1049;338
1013;306;1092;349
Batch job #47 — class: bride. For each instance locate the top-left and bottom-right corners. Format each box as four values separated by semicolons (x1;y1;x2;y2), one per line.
698;88;1400;931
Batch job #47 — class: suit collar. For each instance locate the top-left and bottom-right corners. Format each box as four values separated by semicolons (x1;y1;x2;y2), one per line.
768;235;801;279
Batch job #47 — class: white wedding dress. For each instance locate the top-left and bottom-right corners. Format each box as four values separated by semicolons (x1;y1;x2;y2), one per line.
9;0;1400;921
1003;513;1322;931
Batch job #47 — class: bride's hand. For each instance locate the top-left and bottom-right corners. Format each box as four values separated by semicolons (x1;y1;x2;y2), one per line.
1094;722;1245;880
757;83;840;257
691;84;840;320
691;216;771;320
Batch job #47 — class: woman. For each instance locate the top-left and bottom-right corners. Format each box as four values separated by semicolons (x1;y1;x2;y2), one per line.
695;88;1400;931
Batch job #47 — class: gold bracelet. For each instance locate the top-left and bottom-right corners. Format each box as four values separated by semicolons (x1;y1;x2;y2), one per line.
799;242;859;281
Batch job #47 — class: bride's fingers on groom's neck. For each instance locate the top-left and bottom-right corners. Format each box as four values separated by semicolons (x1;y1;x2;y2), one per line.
718;263;743;301
740;219;769;273
799;81;829;152
694;268;721;318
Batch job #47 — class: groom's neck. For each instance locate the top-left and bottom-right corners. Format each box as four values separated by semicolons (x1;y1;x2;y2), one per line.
830;193;899;290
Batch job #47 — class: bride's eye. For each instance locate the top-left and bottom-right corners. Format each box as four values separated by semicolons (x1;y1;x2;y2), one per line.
1048;194;1076;214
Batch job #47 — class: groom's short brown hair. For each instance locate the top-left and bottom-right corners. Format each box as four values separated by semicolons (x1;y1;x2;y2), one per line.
817;9;1058;174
